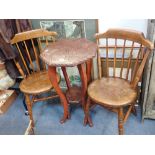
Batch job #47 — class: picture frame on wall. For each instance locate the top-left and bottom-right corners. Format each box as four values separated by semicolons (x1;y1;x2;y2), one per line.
40;20;86;40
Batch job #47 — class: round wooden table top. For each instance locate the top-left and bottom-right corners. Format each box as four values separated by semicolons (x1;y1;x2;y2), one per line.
40;38;97;67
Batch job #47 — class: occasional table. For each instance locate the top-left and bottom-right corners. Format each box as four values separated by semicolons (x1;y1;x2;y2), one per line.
40;38;97;123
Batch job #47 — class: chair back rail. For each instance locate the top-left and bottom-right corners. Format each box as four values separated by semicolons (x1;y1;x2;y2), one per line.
95;28;153;89
11;29;57;78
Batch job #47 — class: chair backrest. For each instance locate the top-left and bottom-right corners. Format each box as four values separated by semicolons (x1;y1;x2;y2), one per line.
95;28;154;89
11;29;57;78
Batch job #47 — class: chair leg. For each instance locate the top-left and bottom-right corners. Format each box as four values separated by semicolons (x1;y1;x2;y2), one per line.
124;104;137;124
23;96;29;115
118;107;124;135
123;105;132;124
131;105;137;116
84;97;93;127
24;120;35;135
25;94;34;128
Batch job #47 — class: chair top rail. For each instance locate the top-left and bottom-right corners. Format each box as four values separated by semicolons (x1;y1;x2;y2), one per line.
95;28;154;50
11;29;57;44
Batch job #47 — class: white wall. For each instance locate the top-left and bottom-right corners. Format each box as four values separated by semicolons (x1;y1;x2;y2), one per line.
98;19;148;36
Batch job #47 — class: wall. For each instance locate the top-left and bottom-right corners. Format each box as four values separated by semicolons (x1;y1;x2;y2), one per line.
98;19;148;36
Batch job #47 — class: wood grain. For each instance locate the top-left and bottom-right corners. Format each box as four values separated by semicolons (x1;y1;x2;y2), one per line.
40;38;97;67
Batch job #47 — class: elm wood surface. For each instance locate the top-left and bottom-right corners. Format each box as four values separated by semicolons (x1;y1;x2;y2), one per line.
84;28;153;135
40;38;97;123
88;77;137;107
20;71;60;94
11;29;60;132
40;38;96;67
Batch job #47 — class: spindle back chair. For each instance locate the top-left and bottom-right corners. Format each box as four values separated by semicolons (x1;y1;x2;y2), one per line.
11;29;57;77
11;29;60;132
97;29;152;86
85;28;153;134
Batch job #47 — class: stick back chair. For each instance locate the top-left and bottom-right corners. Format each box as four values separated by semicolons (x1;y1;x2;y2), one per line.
84;28;153;135
11;29;60;130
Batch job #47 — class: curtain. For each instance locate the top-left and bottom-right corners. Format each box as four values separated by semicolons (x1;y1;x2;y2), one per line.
0;19;32;78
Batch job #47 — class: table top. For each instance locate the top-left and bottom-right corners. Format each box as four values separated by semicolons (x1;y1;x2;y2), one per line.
40;38;97;67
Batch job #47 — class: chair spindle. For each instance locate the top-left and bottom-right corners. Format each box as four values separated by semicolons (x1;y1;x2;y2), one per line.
31;39;40;71
97;38;102;79
23;41;35;72
37;38;46;70
16;43;30;75
113;39;117;77
106;38;109;77
120;40;126;78
126;41;134;80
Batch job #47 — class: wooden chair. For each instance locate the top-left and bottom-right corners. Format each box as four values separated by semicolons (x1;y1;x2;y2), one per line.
84;28;154;135
11;29;60;131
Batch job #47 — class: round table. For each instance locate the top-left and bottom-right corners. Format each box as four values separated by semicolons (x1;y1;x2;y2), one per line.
40;38;97;123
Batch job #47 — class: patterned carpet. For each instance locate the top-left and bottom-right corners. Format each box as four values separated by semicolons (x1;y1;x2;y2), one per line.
0;93;155;135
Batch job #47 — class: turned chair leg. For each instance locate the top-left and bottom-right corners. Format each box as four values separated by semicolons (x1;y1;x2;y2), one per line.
25;94;34;128
131;105;137;116
84;97;93;127
118;107;124;135
23;96;29;115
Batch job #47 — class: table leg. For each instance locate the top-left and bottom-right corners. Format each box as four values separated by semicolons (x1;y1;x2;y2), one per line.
86;59;92;84
84;97;93;127
61;67;71;90
48;66;70;123
61;66;71;118
77;63;87;112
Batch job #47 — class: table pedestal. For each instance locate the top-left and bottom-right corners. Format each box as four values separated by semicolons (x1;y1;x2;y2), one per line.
48;60;92;124
63;61;92;122
62;63;88;112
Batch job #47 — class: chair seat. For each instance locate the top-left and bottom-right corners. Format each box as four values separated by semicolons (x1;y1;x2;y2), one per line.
88;77;137;107
20;71;60;94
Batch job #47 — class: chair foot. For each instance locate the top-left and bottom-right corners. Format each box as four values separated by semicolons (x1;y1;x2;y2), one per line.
25;120;35;135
